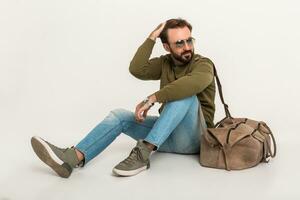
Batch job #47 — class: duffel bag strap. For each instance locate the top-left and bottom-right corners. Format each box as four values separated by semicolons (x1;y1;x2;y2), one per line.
212;64;232;118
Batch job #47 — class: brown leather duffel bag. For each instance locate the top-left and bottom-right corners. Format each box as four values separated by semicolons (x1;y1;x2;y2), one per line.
199;65;277;170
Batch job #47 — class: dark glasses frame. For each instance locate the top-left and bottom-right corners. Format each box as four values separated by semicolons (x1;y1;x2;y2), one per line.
168;37;195;48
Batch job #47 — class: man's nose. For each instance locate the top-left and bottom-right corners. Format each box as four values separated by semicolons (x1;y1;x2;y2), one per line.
183;42;191;51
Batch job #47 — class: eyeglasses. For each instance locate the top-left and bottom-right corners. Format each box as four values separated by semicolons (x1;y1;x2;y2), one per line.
169;37;195;48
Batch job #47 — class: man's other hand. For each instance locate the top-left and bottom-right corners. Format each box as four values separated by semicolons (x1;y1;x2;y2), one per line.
135;101;150;123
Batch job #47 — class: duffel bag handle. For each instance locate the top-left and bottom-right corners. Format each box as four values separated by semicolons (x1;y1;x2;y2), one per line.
260;123;277;158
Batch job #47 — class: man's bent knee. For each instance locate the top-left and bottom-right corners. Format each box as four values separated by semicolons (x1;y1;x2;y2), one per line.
109;108;134;123
164;95;198;109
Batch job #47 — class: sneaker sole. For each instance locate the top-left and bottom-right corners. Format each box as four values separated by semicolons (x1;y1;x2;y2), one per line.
31;136;72;178
112;165;148;177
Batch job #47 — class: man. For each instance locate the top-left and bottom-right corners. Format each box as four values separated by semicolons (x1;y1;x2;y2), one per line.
31;18;216;178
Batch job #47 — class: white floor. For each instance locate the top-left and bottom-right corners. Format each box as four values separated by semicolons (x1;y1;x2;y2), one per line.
1;133;299;200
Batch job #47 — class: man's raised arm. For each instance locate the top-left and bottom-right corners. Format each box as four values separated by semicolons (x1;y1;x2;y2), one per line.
129;22;166;80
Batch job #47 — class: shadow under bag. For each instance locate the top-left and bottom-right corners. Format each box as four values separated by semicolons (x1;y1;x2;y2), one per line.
199;65;277;170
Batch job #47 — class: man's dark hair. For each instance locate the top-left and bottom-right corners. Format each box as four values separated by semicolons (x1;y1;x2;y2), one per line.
159;18;192;44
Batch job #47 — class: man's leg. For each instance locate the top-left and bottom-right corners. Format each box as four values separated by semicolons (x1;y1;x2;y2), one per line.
31;96;204;177
75;108;158;164
157;95;206;154
112;95;205;176
31;108;158;178
144;95;203;151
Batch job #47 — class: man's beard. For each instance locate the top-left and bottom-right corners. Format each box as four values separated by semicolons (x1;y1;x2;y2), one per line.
170;49;194;64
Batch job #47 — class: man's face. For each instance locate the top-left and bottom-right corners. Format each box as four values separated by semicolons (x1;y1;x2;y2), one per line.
165;26;194;64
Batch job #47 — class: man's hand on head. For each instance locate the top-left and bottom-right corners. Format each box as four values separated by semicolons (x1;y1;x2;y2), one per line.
148;22;166;41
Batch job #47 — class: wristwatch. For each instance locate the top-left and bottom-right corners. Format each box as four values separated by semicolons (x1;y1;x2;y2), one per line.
142;97;155;107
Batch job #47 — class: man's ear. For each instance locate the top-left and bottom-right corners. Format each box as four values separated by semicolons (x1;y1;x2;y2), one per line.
163;43;170;52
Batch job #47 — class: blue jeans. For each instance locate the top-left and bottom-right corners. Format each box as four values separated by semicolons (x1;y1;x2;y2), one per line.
75;95;207;165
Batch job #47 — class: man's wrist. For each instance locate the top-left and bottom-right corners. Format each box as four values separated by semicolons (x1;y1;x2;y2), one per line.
142;94;157;108
147;94;157;104
142;97;154;107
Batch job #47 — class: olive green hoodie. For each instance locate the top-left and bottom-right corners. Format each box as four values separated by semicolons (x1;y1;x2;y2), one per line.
129;38;216;128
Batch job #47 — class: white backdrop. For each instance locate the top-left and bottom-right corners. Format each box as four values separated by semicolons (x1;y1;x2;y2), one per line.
1;0;299;142
1;0;300;199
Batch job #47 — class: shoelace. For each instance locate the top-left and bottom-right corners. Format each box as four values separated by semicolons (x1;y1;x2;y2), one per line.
123;147;144;165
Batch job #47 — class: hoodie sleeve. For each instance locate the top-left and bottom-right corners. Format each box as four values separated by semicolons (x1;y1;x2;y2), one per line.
154;58;214;103
129;38;163;80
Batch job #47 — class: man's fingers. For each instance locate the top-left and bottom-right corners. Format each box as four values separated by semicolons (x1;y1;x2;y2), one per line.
143;109;148;118
156;23;163;30
134;102;151;123
135;102;143;121
135;108;142;120
135;114;139;121
150;21;167;40
160;22;166;29
135;110;142;120
137;106;147;120
138;110;144;119
157;21;166;28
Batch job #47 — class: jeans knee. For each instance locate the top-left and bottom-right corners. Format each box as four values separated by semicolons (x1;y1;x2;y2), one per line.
165;95;198;109
109;108;133;123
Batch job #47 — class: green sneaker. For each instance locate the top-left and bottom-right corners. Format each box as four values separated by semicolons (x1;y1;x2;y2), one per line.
31;136;81;178
112;140;152;177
